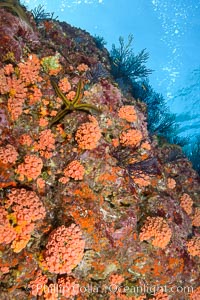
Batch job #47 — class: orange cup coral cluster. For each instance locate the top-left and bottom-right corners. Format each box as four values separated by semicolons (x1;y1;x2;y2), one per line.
167;177;176;189
18;133;33;146
0;206;17;245
18;54;42;85
151;290;169;300
34;129;55;158
187;237;200;257
0;144;18;164
119;129;142;147
7;77;28;121
0;69;11;94
32;276;80;300
6;188;46;221
3;63;14;76
141;141;151;151
29;271;48;297
41;224;85;274
0;188;46;253
118;105;137;122
109;273;125;285
16;154;43;181
75;115;101;150
59;160;85;183
0;68;27;121
0;54;42;121
54;276;80;298
192;208;200;226
179;193;193;215
189;286;200;300
132;172;151;187
28;86;42;105
77;63;89;72
58;77;71;93
139;216;172;249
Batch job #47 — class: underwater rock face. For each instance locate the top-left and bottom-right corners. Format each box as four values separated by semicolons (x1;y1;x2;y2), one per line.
0;5;199;300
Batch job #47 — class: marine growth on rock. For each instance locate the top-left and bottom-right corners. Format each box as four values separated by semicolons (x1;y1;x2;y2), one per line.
0;3;199;300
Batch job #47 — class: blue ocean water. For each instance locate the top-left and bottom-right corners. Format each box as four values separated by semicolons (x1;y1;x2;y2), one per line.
24;0;200;140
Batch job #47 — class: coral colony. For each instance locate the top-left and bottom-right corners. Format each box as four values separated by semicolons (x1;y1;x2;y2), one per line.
0;1;199;300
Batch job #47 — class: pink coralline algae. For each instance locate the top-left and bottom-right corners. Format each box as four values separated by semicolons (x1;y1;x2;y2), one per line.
139;216;172;249
41;224;85;274
119;129;143;147
16;154;43;180
180;193;193;215
187;237;200;257
0;9;40;62
100;79;122;106
118;105;137;122
0;144;18;164
59;160;85;183
75;116;101;150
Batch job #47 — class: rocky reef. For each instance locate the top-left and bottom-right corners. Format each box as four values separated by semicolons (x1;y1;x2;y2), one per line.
0;3;199;300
